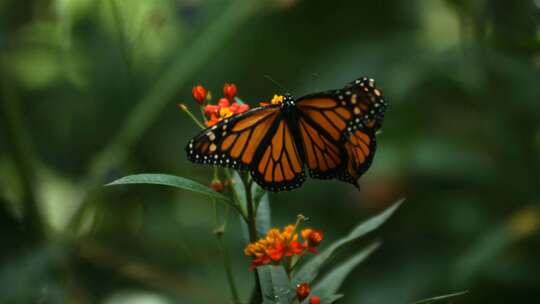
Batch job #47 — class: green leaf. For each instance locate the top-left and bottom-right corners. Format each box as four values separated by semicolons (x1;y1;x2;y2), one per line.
257;265;294;304
293;199;404;286
106;173;230;202
313;242;381;297
413;291;468;304
256;193;271;236
232;171;247;208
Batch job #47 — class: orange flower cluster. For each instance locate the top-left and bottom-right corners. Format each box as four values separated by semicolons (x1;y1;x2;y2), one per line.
192;83;249;127
244;225;323;269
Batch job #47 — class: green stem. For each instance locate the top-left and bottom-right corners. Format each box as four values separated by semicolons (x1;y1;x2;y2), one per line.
218;236;241;303
179;104;206;129
242;175;257;243
213;199;240;304
240;174;262;304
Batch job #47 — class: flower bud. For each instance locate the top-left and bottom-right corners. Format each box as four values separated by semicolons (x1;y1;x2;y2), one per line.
223;83;237;100
192;85;207;104
210;180;224;192
296;283;311;301
309;296;320;304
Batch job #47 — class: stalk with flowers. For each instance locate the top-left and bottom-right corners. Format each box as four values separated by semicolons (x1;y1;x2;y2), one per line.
106;83;462;304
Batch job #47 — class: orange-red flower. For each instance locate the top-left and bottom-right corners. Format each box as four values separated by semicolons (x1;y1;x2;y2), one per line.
309;295;321;304
301;229;324;253
192;85;207;104
204;97;249;127
296;283;311;301
223;83;237;100
244;224;323;269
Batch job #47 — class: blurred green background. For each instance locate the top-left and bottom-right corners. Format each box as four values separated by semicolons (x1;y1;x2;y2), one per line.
1;0;539;303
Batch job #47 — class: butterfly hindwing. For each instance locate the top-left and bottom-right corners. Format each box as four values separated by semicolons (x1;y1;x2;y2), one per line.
250;117;306;192
337;129;377;188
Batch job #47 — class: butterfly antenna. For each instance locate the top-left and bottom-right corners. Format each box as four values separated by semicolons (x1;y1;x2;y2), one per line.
263;75;288;92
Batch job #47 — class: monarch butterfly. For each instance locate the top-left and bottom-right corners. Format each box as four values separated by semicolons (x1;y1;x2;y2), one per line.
186;77;387;192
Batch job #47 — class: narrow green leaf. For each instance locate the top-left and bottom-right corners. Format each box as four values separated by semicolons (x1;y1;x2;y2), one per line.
239;215;250;245
413;290;468;304
233;171;247;208
313;242;381;296
293;199;404;286
106;173;230;201
257;265;294;304
256;193;271;236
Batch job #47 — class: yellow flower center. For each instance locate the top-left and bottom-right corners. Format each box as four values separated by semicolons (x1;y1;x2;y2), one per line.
219;107;233;119
271;94;284;105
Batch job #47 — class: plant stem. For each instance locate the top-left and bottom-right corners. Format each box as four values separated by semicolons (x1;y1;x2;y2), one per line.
213;199;241;304
240;174;262;304
179;104;206;129
242;175;257;243
218;236;241;304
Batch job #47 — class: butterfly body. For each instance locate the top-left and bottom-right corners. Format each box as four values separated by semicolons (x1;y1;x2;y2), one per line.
186;77;387;192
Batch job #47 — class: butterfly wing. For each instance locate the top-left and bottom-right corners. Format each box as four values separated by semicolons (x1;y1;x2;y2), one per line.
338;129;377;188
337;77;386;187
186;105;305;192
249;114;306;192
295;97;348;180
296;76;387;187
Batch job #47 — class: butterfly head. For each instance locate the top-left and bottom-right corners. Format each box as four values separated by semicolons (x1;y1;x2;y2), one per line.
269;93;296;108
282;93;296;107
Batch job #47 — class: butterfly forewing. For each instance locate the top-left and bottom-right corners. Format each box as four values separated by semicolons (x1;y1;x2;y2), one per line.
186;106;280;171
186;105;306;192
